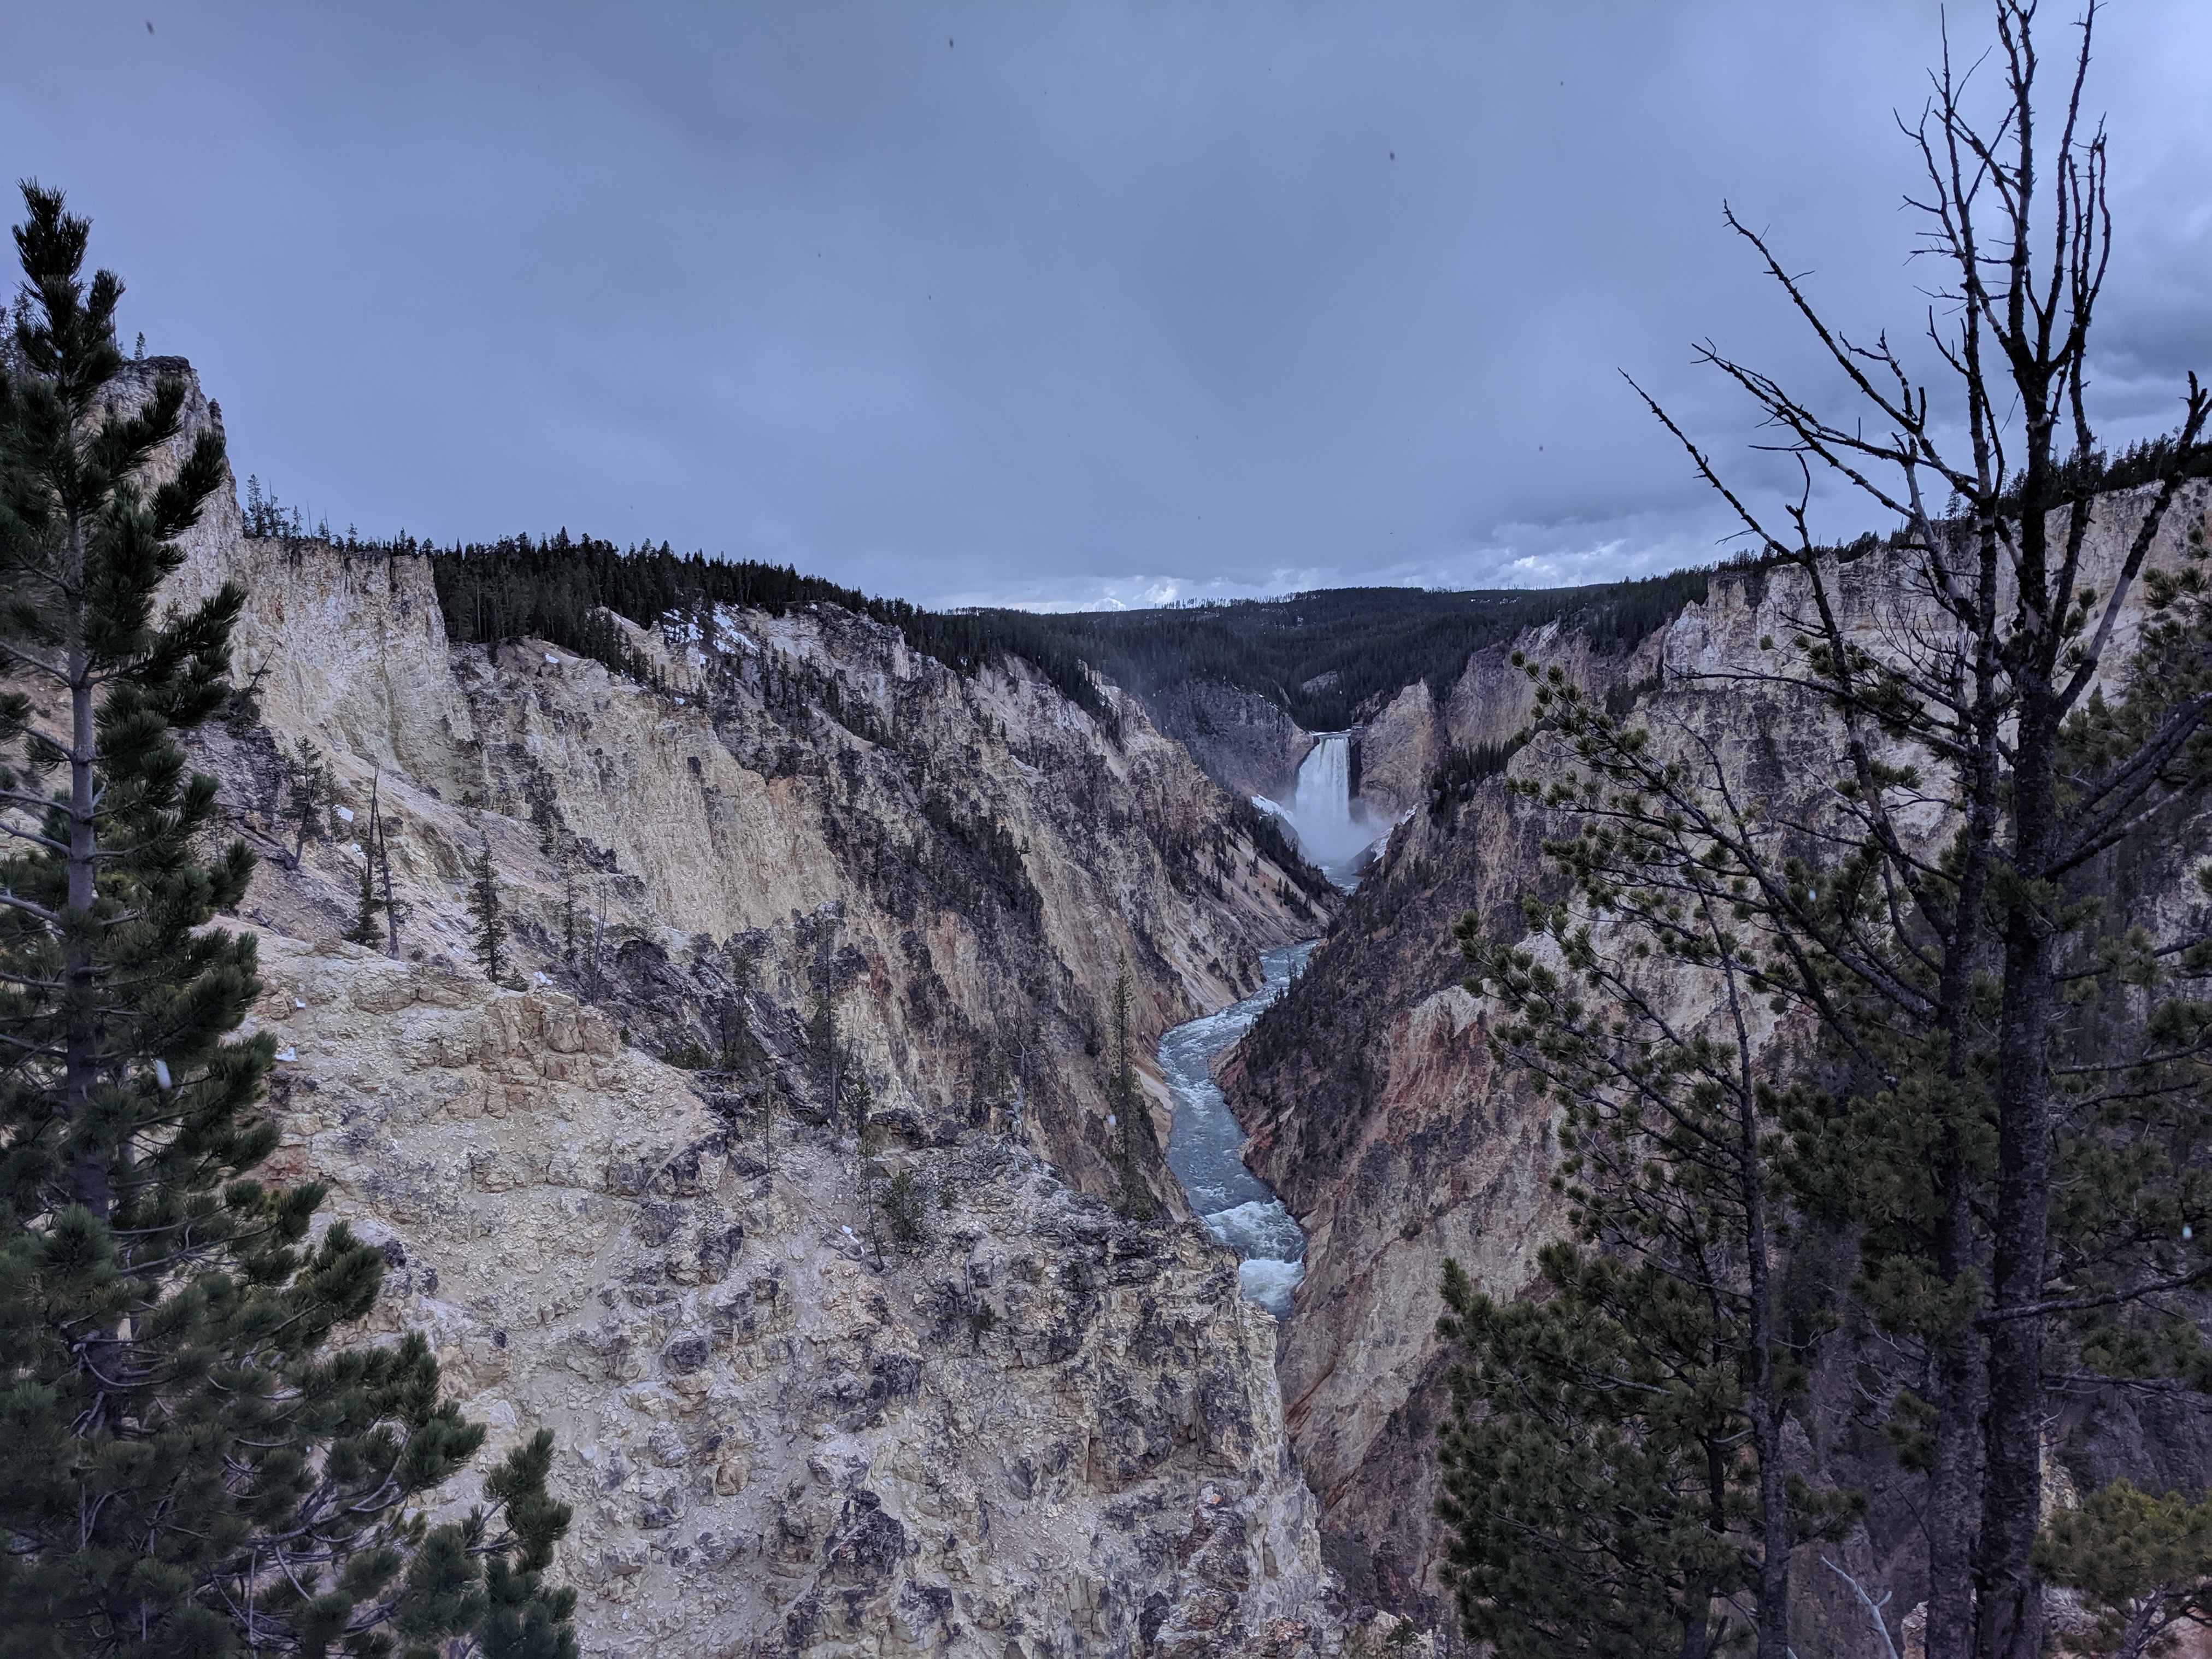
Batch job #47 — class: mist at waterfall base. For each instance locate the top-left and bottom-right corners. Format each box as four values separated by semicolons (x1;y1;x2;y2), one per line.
1255;734;1386;890
1161;941;1316;1317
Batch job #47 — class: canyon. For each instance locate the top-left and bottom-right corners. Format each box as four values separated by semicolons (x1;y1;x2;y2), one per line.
97;354;2212;1654
124;359;1349;1658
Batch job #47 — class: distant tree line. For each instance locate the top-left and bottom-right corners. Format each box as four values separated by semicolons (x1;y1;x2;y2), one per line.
379;530;1124;730
248;425;2207;769
252;511;1782;748
1991;429;2212;521
251;506;1893;757
1024;568;1732;733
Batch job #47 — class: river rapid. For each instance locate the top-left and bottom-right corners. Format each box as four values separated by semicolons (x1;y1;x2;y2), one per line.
1161;939;1317;1317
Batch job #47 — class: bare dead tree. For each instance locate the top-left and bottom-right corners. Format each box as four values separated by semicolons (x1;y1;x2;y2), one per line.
1602;4;2212;1656
1822;1558;1904;1659
365;769;409;956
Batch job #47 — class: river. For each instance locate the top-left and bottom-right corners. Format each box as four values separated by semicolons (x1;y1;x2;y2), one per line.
1160;938;1317;1317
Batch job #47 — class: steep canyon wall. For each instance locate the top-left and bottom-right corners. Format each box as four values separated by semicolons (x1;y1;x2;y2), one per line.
117;358;1346;1657
1226;485;2212;1634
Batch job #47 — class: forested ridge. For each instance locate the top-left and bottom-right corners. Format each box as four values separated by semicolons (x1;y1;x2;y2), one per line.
398;523;1724;733
416;529;1124;729
281;423;2209;750
1028;569;1717;731
1032;433;2212;732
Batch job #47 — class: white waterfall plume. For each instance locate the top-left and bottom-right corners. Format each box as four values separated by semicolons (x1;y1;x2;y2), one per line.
1292;735;1355;852
1275;733;1383;881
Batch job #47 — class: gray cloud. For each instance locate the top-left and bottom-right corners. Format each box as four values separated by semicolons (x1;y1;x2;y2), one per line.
5;2;2206;606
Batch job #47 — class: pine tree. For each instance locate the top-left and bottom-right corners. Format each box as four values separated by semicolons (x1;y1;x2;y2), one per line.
2036;1481;2212;1657
579;880;608;1004
0;183;575;1657
467;831;505;982
805;910;842;1118
1437;1248;1766;1659
1451;849;1828;1658
1442;8;2212;1651
281;733;335;870
367;771;408;957
343;858;384;946
717;936;761;1073
558;858;579;974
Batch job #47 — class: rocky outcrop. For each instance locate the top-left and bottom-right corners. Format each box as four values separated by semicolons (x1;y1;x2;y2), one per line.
1346;684;1438;820
1334;625;1666;825
1438;620;1662;755
248;927;1337;1657
1143;680;1313;803
1227;484;2212;1631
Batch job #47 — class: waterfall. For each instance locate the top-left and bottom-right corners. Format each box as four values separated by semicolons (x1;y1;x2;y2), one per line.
1293;734;1353;845
1280;732;1379;880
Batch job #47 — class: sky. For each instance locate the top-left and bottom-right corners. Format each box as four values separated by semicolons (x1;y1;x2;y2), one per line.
4;3;2208;610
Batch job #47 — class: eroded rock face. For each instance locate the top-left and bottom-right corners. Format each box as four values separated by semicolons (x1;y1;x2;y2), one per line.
1348;683;1438;820
96;358;1349;1653
1438;621;1663;756
143;358;1319;1207
249;930;1337;1657
1143;680;1314;804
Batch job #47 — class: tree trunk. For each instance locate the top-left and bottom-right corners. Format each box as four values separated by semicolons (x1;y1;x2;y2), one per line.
1922;516;2008;1658
63;514;108;1219
1736;1087;1793;1659
1926;1325;1984;1658
1973;686;2060;1659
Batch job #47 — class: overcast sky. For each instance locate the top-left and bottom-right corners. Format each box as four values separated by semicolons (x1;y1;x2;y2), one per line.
5;3;2208;609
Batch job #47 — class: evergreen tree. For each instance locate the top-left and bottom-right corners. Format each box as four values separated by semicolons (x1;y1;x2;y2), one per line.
367;773;408;958
0;183;574;1657
1437;1248;1765;1659
2037;1481;2212;1657
467;832;505;982
1450;821;1837;1657
804;910;842;1119
717;936;761;1074
558;859;579;975
880;1168;927;1245
343;858;384;946
281;734;335;870
579;881;607;1004
1442;8;2212;1653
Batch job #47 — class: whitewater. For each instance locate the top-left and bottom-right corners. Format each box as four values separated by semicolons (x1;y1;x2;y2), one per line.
1161;939;1316;1316
1252;732;1384;889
